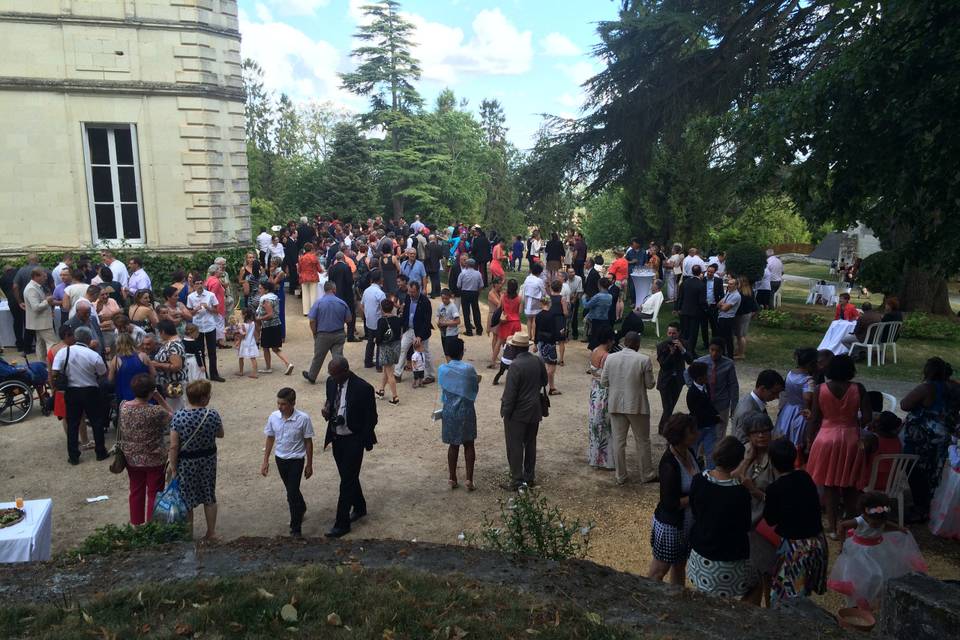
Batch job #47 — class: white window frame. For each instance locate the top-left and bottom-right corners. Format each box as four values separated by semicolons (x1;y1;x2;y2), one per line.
81;123;146;246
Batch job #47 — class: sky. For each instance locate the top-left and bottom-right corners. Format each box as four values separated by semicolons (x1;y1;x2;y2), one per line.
237;0;620;150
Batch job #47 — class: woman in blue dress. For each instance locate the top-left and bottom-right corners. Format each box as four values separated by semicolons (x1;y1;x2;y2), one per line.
438;338;479;491
775;348;817;455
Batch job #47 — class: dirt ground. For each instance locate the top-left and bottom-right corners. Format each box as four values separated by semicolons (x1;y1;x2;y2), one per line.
2;294;957;611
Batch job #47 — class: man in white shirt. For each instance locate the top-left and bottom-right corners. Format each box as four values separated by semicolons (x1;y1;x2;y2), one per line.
52;253;73;288
260;387;314;538
360;271;386;369
522;262;548;338
23;267;57;360
100;250;128;287
563;267;584;340
681;248;706;280
187;279;224;382
52;325;109;464
410;214;425;234
435;288;461;362
125;256;152;298
637;279;664;318
766;249;784;298
256;227;273;268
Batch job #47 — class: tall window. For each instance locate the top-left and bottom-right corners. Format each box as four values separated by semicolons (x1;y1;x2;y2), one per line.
82;125;145;244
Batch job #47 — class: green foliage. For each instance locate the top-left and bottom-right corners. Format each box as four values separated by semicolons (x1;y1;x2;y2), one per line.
856;251;904;297
466;488;592;561
724;242;766;282
582;188;630;251
755;309;827;333
250;197;281;240
320;122;378;222
901;313;960;341
519;127;578;232
709;195;811;249
68;522;189;558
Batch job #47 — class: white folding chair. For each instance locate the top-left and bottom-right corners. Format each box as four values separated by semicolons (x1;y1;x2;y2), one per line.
863;454;919;528
849;322;883;366
772;286;782;309
880;392;897;413
879;321;902;365
642;295;664;338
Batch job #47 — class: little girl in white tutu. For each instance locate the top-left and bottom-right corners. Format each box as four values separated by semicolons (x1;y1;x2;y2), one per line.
828;492;927;611
929;438;960;539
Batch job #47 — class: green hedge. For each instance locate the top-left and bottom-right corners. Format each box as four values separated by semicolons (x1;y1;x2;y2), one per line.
755;308;828;332
2;246;254;289
901;312;960;341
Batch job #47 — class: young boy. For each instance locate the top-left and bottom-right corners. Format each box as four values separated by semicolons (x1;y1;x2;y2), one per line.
436;288;461;363
261;387;314;538
411;342;426;388
685;361;721;469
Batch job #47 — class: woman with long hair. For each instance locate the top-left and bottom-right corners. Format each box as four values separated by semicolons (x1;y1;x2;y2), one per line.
486;277;503;368
734;275;758;360
238;252;261;309
129;290;159;333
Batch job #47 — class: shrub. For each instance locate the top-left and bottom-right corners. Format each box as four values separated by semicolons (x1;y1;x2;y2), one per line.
725;241;766;282
68;522;189;559
755;309;828;332
857;251;903;296
901;312;960;341
465;488;592;561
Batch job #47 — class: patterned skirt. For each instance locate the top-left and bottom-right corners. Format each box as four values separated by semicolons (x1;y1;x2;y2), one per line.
650;513;693;564
378;340;401;367
687;550;758;598
771;534;828;604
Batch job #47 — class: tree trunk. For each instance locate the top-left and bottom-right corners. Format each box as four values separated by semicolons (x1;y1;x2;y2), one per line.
897;265;954;315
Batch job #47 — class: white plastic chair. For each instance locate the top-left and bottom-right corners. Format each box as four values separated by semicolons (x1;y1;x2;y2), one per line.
642;295;664;338
849;322;883;366
863;454;919;528
879;321;902;365
772;286;782;309
880;392;897;413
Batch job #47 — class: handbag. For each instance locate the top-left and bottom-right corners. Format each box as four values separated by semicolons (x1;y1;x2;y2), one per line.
54;346;70;391
109;401;127;474
539;385;550;418
490;306;503;328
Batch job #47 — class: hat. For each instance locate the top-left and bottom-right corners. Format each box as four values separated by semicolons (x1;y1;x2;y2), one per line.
507;332;530;348
270;224;282;232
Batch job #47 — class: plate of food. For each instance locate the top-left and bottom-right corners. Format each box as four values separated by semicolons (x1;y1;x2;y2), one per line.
0;508;25;529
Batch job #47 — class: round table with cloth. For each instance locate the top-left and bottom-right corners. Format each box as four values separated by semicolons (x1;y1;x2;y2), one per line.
630;269;656;309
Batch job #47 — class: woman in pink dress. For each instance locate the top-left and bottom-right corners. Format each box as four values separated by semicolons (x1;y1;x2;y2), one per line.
805;354;873;537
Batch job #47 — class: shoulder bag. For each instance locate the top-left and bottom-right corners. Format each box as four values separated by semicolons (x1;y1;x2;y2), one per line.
109;400;127;474
539;385;550;418
54;346;70;391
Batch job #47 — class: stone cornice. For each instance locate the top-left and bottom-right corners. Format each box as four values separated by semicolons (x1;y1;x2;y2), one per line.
0;11;240;40
0;77;244;102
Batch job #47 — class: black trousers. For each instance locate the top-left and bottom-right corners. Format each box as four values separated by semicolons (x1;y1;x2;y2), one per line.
701;306;718;350
286;262;299;294
364;324;378;367
332;434;366;529
428;271;441;298
574;260;585;279
65;386;107;461
588;319;611;349
657;376;684;434
198;329;219;378
608;284;620;325
717;316;736;360
461;291;483;334
569;298;581;339
10;302;26;352
504;419;540;485
259;250;268;270
478;261;488;288
680;315;701;355
338;295;356;340
275;456;306;534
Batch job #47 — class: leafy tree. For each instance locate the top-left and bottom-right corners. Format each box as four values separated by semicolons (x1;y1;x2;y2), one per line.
857;251;904;298
725;242;766;282
520;125;578;232
340;0;423;218
274;93;303;159
479;99;507;146
298;100;352;162
242;58;273;154
321;122;378;221
582;188;630;251
709;195;811;250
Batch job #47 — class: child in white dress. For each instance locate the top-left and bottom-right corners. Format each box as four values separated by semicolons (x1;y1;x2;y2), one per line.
235;308;259;378
828;492;927;611
929;438;960;539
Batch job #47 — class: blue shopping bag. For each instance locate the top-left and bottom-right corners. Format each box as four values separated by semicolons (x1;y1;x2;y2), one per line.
152;477;189;524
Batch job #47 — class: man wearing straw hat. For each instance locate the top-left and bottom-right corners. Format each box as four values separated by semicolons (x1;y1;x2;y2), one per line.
499;332;547;491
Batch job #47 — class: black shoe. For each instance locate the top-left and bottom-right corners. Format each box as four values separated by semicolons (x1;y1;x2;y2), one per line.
350;510;367;523
95;451;110;461
465;331;474;337
347;337;362;343
525;479;537;488
364;363;375;369
325;526;350;538
68;457;80;466
422;376;435;385
301;372;316;384
499;482;520;492
210;375;226;383
376;366;383;373
290;531;303;539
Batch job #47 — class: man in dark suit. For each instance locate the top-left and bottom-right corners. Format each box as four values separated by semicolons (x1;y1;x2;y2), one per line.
393;281;435;384
685;360;721;468
499;333;548;491
656;321;694;434
470;226;491;287
675;264;706;355
322;356;377;538
328;252;358;342
700;263;723;350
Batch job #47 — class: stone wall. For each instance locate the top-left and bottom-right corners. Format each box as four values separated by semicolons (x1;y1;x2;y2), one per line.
0;0;249;251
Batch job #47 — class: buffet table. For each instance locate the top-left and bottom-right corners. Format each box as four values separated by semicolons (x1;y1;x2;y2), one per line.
0;499;52;563
818;320;857;355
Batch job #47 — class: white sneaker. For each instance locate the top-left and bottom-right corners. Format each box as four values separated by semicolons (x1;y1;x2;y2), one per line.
257;368;273;374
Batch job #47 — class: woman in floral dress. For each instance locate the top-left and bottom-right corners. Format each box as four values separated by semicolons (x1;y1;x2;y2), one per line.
588;325;616;469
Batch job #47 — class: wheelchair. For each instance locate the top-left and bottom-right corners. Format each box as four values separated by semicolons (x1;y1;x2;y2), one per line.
0;357;51;425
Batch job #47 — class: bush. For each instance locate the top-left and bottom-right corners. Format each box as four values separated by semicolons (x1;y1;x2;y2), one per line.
725;241;767;282
465;488;592;561
901;312;960;341
755;309;828;332
856;251;903;296
68;522;189;559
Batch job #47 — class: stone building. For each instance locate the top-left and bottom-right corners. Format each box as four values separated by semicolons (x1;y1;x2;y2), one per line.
0;0;250;252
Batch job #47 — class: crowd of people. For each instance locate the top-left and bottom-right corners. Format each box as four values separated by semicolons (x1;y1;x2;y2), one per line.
2;214;957;615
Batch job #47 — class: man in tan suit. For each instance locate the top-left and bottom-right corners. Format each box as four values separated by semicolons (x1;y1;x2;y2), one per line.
601;331;657;484
23;267;57;360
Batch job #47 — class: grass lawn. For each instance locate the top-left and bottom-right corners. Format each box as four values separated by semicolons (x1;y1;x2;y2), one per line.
0;565;640;640
782;262;833;281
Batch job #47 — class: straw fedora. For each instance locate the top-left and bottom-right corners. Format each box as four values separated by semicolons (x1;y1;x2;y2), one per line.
507;332;530;348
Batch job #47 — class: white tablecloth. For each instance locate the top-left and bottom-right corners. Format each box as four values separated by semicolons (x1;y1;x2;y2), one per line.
0;299;15;347
0;499;52;562
818;320;857;355
806;284;837;305
630;270;656;309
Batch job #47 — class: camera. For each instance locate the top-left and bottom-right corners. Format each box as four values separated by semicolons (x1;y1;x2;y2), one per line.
329;415;346;428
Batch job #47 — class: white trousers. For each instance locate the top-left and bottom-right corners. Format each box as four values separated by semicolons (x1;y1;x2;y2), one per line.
393;329;435;378
301;281;319;316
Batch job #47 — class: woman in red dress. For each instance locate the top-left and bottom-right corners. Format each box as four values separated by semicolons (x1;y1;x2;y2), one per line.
497;278;522;347
805;354;873;537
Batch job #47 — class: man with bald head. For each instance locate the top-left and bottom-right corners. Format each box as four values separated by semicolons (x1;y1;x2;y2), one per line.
321;356;378;538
